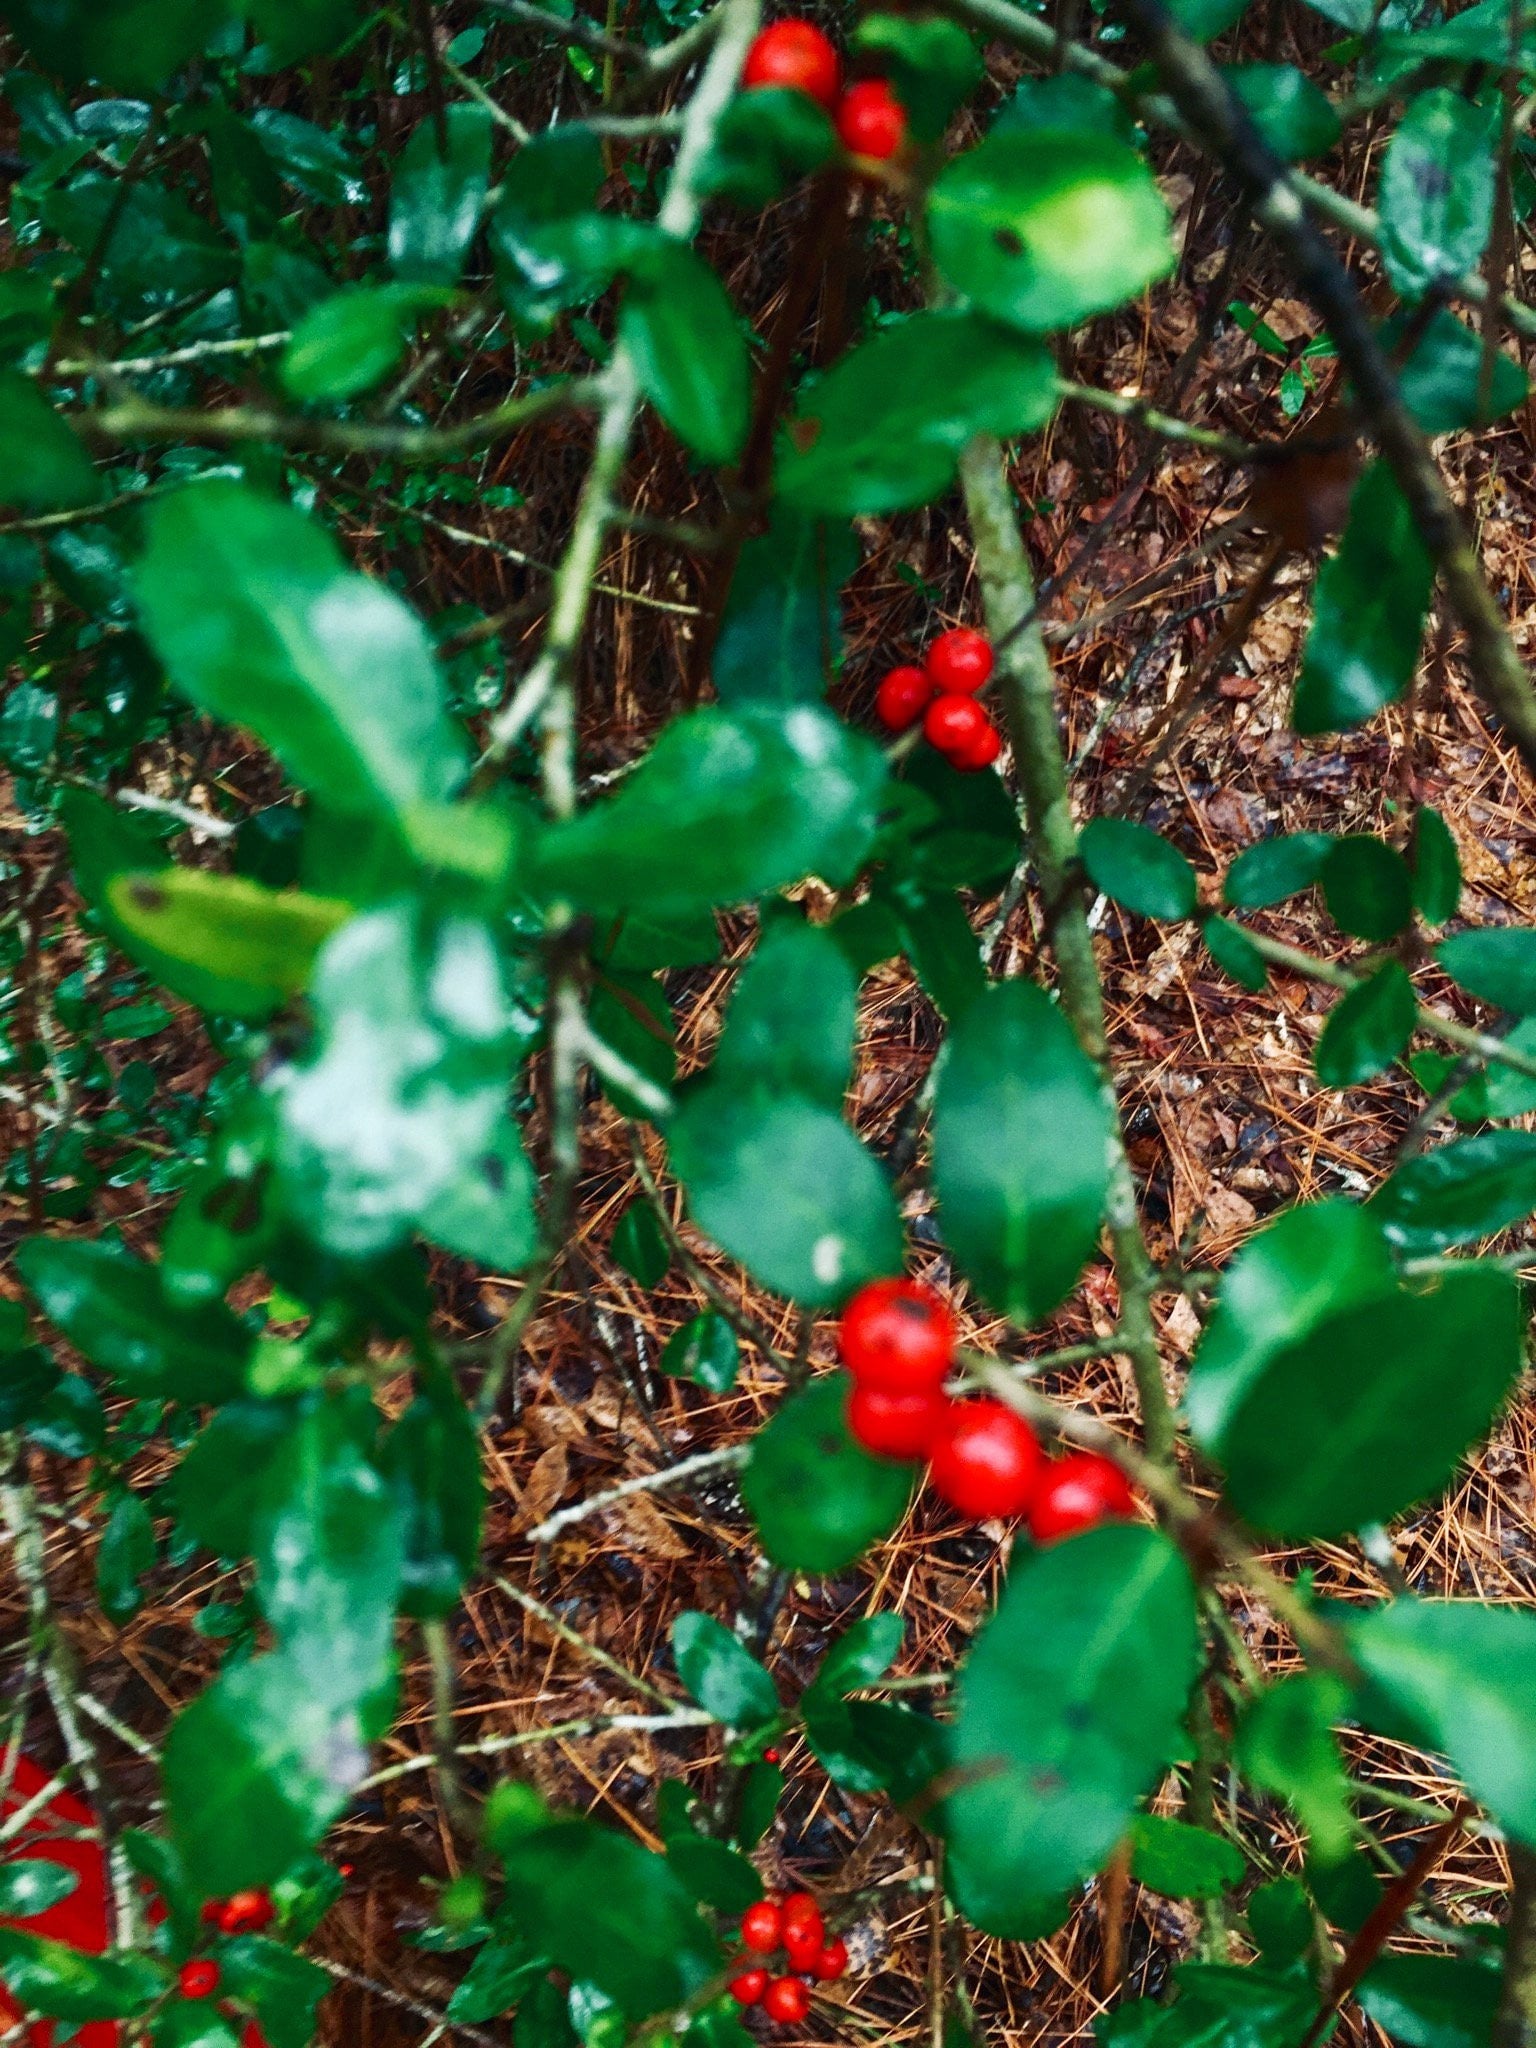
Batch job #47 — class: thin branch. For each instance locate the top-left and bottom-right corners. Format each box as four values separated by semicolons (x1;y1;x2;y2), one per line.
523;1443;748;1546
1054;377;1258;461
492;1575;675;1706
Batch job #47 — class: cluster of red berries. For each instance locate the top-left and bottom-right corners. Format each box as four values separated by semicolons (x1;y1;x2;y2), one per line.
732;1892;848;2023
198;1887;276;1936
874;628;1003;772
742;20;909;163
839;1278;1139;1534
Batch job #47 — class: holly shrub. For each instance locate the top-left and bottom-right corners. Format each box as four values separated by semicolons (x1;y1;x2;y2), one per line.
2;0;1536;2043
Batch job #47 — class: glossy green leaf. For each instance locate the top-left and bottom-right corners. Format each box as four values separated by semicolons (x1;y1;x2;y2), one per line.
1392;307;1529;433
0;1860;79;1919
1411;806;1461;924
620;245;750;467
105;868;350;1020
1294;465;1433;733
945;1527;1200;1937
889;880;988;1020
1224;832;1334;909
17;1237;249;1403
672;1612;778;1727
1437;928;1536;1013
281;283;451;402
446;1940;545;2024
390;105;495;285
1080;818;1198;920
589;970;675;1123
1321;833;1414;941
1223;63;1340;160
97;1489;155;1625
535;706;886;917
1186;1201;1521;1537
1100;1961;1314;2043
774;311;1059;516
489;127;636;329
1379;89;1498;301
246;0;355;64
0;1348;62;1431
701;87;838;207
666;1835;763;1913
1201;915;1268;993
1357;1953;1501;2048
660;1312;739;1394
1168;0;1247;37
1128;1816;1245;1900
174;1400;295;1561
611;1202;669;1288
214;1934;329;2048
0;0;222;91
136;481;467;838
0;372;100;513
1349;1596;1536;1844
416;1114;540;1272
1247;1877;1312;1966
0;1932;162;2022
713;505;857;707
1236;1672;1355;1863
814;1612;905;1695
928;132;1173;334
1314;960;1416;1087
742;1376;913;1572
713;921;857;1108
1372;1130;1536;1253
932;979;1111;1326
1412;1019;1536;1123
850;13;982;141
383;1392;484;1618
995;75;1134;143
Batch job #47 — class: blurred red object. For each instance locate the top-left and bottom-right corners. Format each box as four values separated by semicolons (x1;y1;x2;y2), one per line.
0;1753;265;2048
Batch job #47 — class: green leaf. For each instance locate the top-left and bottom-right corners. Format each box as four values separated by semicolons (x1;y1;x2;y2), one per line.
944;1526;1200;1937
489;127;636;329
1321;833;1414;941
932;979;1111;1326
850;13;982;141
1294;465;1433;733
741;1376;913;1572
995;75;1134;143
1357;1953;1501;2048
701;87;838;207
269;904;534;1262
1080;818;1198;921
889;880;988;1020
535;706;887;917
97;1490;155;1625
1379;89;1498;301
1201;915;1268;993
1185;1201;1522;1538
713;505;857;707
382;1391;484;1619
0;1860;79;1919
1224;832;1334;909
1127;1816;1244;1900
1348;1595;1536;1845
246;0;355;64
423;1115;541;1271
774;311;1059;516
667;1836;763;1913
1101;1961;1315;2043
669;1089;902;1306
928;131;1173;334
1168;0;1247;37
491;1815;717;2019
659;1312;739;1394
215;1934;329;2048
446;1940;545;2024
1246;1877;1311;1966
0;0;222;91
105;869;350;1020
1373;1130;1536;1253
1411;806;1461;926
620;245;750;467
672;1612;778;1726
1437;928;1536;1013
1222;64;1340;160
1236;1672;1355;1863
0;1931;162;2022
0;372;100;513
611;1202;669;1289
1413;1020;1536;1123
17;1237;249;1403
1392;307;1529;433
1314;960;1416;1087
713;921;857;1107
814;1612;905;1695
0;1348;61;1431
281;283;452;403
135;481;467;840
174;1400;295;1560
390;105;495;285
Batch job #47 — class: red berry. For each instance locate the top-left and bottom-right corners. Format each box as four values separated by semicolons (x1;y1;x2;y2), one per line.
178;1960;220;2001
218;1887;275;1935
742;20;842;110
928;1401;1045;1521
947;713;1003;773
923;693;991;761
874;663;932;732
813;1937;849;1980
199;1899;225;1927
847;1381;950;1462
835;78;907;160
780;1891;820;1934
762;1746;782;1764
762;1975;812;2024
784;1921;824;1971
740;1899;783;1953
838;1278;954;1393
1028;1451;1137;1544
924;628;994;695
731;1967;770;2006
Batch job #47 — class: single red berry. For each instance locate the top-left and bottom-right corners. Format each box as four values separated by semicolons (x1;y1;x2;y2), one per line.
923;693;991;761
835;78;907;160
924;628;994;695
338;1862;355;1879
780;1890;820;1933
762;1746;782;1764
838;1278;954;1394
762;1976;812;2025
928;1401;1045;1522
742;20;842;110
199;1899;226;1927
218;1887;275;1935
178;1960;221;2002
740;1898;784;1954
813;1937;849;1981
730;1966;770;2006
782;1902;825;1971
1028;1451;1137;1544
947;713;1003;773
874;663;933;732
847;1381;950;1462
